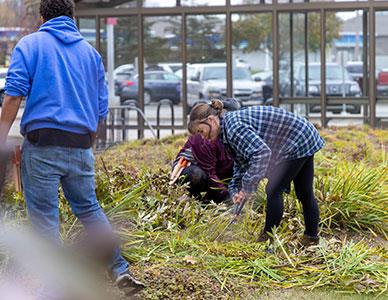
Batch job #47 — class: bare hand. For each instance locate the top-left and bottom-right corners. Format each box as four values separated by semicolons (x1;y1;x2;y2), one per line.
233;190;252;204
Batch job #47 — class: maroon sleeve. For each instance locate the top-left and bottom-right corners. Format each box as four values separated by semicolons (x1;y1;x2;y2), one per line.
190;135;228;193
174;137;193;165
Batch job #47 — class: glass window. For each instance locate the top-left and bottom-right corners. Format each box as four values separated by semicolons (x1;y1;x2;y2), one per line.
201;66;252;80
187;15;226;63
310;0;367;2
114;0;138;8
143;0;176;7
182;0;225;6
100;17;139;106
186;15;226;108
326;10;365;101
231;0;271;4
376;11;388;121
232;13;273;104
143;15;183;134
99;17;139;70
79;18;96;48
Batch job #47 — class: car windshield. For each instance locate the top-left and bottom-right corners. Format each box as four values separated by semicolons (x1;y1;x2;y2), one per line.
116;73;132;81
203;67;252;81
346;64;363;74
300;65;351;81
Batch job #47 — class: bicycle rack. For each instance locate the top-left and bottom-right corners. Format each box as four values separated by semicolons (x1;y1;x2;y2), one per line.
120;100;157;139
97;100;157;149
156;99;175;139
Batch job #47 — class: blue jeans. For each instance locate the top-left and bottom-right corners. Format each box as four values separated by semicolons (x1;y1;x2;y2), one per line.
21;139;129;279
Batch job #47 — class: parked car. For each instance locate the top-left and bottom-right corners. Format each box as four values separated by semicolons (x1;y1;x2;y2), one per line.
158;63;182;73
377;69;388;97
0;68;7;107
174;65;196;79
114;63;179;77
186;63;263;109
114;71;133;96
252;71;272;101
252;70;288;102
282;63;362;113
345;61;364;91
119;71;181;105
114;64;134;78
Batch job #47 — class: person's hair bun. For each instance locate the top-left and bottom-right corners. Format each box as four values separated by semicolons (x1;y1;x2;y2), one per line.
210;99;224;111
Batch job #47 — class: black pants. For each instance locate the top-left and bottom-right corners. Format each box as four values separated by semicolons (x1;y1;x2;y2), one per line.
180;165;227;203
264;155;319;237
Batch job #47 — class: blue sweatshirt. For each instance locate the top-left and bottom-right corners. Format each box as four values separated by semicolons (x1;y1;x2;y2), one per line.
5;16;108;135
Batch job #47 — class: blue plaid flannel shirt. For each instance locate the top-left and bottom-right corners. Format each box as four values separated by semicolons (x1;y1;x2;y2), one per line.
220;106;324;197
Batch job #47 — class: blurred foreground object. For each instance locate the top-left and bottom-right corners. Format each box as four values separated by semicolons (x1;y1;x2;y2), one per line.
0;225;114;300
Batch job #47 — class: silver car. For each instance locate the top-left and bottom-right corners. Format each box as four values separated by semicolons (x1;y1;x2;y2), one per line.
186;63;263;109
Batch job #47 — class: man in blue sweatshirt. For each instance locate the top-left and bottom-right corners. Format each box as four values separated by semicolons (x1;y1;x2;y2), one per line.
0;0;144;296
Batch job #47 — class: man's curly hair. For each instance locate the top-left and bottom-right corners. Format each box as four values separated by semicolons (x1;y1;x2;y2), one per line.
39;0;74;21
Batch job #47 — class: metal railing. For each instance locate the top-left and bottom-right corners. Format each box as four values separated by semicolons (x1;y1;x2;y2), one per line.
156;99;175;139
96;101;157;150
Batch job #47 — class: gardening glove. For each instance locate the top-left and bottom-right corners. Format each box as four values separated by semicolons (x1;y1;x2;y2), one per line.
173;149;195;166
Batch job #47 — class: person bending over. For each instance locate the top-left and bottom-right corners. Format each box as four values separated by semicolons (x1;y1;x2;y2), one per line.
187;99;324;246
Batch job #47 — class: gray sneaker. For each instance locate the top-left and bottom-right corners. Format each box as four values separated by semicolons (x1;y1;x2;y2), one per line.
115;271;145;297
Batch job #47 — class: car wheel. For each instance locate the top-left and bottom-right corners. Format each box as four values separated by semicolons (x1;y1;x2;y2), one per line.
144;90;152;105
349;105;361;114
0;90;4;107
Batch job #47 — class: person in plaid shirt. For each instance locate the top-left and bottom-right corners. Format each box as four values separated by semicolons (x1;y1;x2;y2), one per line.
188;99;324;245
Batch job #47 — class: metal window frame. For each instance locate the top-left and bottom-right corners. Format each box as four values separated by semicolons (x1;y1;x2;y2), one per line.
76;0;388;137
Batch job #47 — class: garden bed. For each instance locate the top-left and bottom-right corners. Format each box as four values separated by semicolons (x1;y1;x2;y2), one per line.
91;127;387;299
2;127;388;299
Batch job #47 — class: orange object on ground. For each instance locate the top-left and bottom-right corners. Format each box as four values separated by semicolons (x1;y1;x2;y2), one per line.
169;157;190;185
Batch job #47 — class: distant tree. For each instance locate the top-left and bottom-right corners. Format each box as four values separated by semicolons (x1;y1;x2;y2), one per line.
232;13;342;61
113;17;139;67
143;18;173;64
186;15;226;63
0;0;24;28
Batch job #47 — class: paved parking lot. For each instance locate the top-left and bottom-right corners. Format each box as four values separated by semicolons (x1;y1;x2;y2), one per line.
3;101;388;142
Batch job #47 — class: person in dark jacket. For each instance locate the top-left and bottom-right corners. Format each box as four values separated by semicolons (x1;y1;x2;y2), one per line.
172;98;240;203
173;134;233;203
187;99;325;246
0;0;144;296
